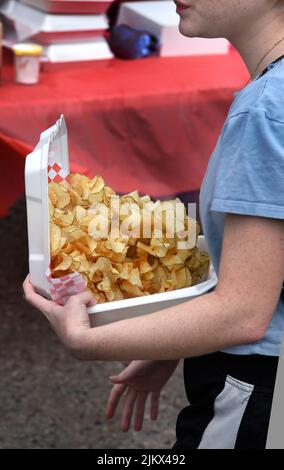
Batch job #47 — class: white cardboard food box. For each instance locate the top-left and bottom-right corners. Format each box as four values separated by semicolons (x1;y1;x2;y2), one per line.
20;0;113;15
117;1;230;57
43;38;113;63
25;116;217;326
0;0;109;43
25;116;69;298
2;25;114;63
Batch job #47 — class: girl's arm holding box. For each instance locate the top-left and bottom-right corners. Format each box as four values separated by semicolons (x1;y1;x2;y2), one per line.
23;213;284;362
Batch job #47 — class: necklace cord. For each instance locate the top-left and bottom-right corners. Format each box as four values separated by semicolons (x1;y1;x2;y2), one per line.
245;36;284;86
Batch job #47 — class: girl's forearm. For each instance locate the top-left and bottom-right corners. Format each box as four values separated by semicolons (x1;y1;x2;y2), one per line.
83;291;261;361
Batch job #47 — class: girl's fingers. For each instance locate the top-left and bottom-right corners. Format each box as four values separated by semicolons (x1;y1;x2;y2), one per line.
150;391;160;421
65;291;96;309
106;383;127;419
23;275;96;327
133;392;148;432
23;275;59;319
120;388;138;432
109;362;136;384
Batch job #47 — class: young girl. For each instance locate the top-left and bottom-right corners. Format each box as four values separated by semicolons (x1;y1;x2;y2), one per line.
23;0;284;449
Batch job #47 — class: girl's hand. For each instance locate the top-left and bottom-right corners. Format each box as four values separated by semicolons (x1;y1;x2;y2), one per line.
106;359;179;432
23;275;96;360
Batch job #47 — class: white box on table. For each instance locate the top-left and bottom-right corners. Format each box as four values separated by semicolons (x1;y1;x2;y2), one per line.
25;116;217;327
117;1;230;57
0;0;109;44
2;25;114;63
43;37;113;63
19;0;113;15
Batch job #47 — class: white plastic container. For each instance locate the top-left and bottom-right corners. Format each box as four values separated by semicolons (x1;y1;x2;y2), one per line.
13;43;43;84
25;116;217;325
117;1;230;57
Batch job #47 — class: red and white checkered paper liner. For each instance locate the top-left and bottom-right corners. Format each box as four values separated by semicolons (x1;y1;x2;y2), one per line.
48;160;69;183
47;160;87;305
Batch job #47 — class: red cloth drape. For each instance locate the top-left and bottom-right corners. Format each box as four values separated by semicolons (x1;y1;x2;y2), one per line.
0;48;249;216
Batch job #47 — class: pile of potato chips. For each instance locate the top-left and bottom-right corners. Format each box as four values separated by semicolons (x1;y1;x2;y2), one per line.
48;174;210;303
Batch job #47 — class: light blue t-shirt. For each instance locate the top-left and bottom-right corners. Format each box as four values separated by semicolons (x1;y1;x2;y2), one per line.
199;57;284;356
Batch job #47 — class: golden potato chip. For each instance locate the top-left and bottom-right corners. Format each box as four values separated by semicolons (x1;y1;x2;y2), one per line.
69;187;82;205
50;223;61;254
49;182;70;209
74;241;90;255
49;189;57;207
120;281;145;297
88;214;109;239
85;236;98;255
54;210;74;227
150;238;170;258
136;241;156;257
63;228;86;243
75;205;86;221
78;257;90;273
175;268;187;289
49;198;54;217
88;192;103;204
105;290;115;302
90;175;105;194
105;238;127;254
117;262;132;280
128;267;143;288
139;259;153;274
53;255;72;272
97;276;112;293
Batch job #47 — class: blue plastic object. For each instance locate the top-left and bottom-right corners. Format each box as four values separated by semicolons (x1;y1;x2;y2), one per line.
108;24;160;59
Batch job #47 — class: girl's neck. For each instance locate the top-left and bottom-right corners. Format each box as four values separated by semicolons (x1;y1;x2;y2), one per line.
229;12;284;80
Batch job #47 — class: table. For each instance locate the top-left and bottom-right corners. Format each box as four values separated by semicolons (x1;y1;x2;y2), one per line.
0;49;248;216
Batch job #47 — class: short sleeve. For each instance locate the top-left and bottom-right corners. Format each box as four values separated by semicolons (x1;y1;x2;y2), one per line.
211;109;284;220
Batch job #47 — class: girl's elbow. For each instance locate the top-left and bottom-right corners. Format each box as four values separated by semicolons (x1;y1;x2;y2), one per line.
246;324;267;344
237;317;270;345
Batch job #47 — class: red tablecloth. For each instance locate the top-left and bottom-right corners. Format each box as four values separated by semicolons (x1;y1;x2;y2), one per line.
0;49;248;216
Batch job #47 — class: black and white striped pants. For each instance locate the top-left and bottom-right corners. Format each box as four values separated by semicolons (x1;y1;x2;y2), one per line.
173;352;279;449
